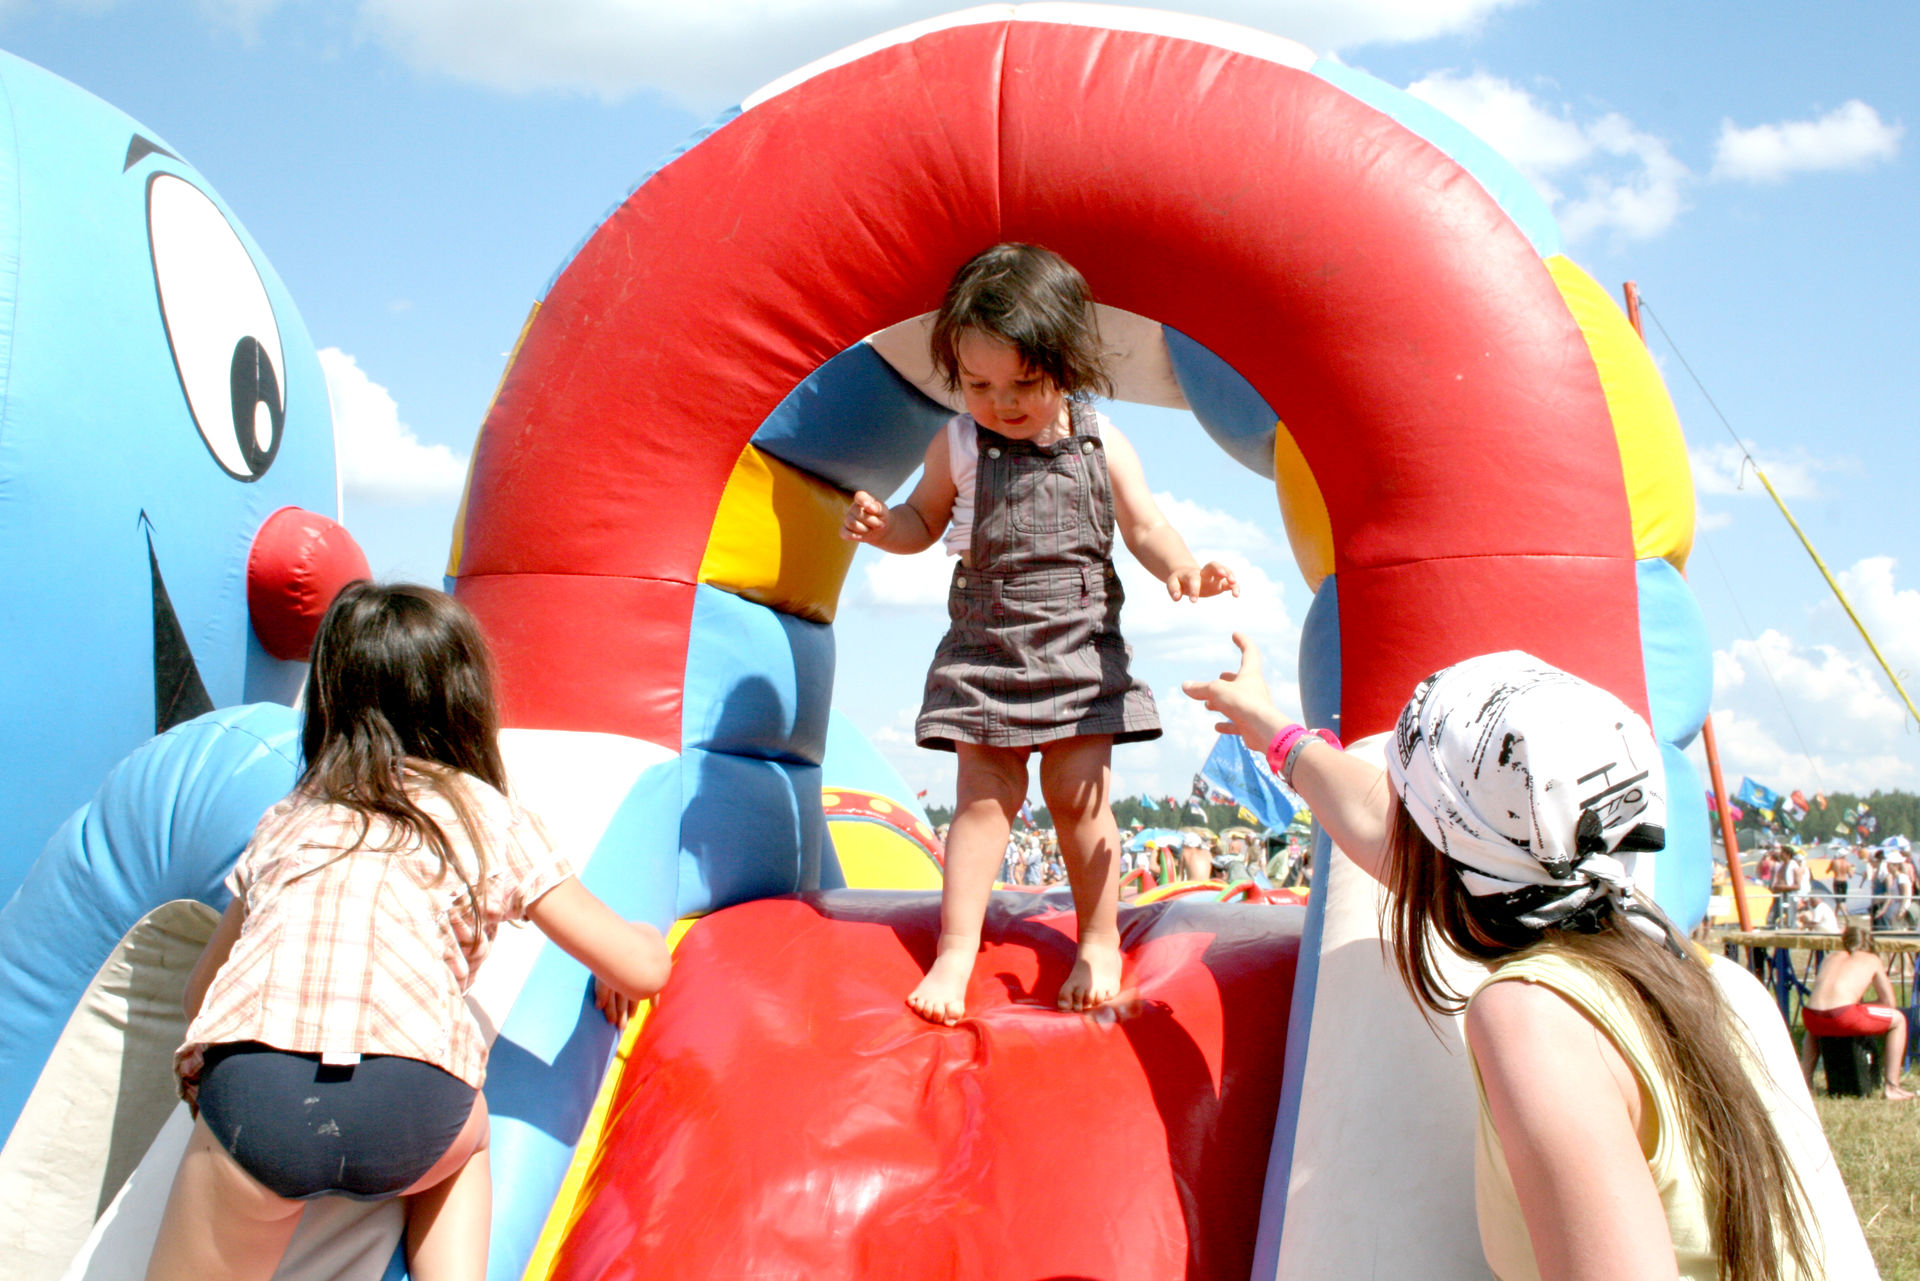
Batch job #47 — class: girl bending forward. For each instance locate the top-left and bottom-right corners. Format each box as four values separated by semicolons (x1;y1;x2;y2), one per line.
1187;636;1833;1281
844;244;1237;1023
148;584;671;1281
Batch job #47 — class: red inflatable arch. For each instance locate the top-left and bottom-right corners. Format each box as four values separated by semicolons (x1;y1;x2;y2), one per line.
456;15;1643;750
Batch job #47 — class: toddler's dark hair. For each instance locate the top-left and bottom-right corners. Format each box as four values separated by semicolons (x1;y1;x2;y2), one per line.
929;243;1113;399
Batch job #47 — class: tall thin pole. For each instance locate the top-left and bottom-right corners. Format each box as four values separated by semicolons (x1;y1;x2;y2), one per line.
1624;281;1752;931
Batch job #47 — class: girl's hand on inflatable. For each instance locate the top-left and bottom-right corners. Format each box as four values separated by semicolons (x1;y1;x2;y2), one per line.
595;976;639;1030
842;491;890;542
1181;633;1285;754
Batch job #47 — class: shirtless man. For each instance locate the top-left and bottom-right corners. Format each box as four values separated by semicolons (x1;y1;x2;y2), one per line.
1800;919;1914;1099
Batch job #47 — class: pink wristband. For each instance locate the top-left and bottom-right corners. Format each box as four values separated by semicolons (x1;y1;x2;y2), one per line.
1265;725;1343;781
1265;725;1309;776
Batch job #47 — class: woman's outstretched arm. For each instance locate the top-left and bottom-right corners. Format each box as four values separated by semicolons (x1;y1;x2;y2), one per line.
1182;632;1393;882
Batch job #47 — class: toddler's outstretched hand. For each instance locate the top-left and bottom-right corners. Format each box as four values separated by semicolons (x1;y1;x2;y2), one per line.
842;491;890;543
1165;560;1240;602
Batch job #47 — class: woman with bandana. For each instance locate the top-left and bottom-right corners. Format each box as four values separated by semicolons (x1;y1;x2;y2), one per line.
1185;636;1849;1281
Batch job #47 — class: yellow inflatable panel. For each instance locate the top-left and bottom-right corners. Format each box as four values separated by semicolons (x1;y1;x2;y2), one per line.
523;915;702;1281
697;444;856;623
1547;256;1695;569
1273;421;1336;591
829;819;944;890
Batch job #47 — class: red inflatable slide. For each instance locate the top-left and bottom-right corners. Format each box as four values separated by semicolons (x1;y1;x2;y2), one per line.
543;890;1302;1280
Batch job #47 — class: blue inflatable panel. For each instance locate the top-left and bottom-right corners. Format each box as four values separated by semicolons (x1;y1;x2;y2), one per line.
485;983;623;1281
0;703;300;1144
1655;743;1710;932
1636;557;1712;748
578;756;683;934
541;105;742;300
1297;574;1344;738
1310;58;1562;259
483;803;675;1281
0;51;334;901
750;341;951;498
1254;574;1344;1277
1163;326;1278;479
682;585;835;765
676;749;829;916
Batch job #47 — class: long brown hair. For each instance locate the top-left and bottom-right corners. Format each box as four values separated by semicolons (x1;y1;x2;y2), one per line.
929;243;1114;399
296;582;508;907
1380;804;1816;1281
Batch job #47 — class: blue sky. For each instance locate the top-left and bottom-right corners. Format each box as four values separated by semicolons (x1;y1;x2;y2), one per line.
21;0;1918;809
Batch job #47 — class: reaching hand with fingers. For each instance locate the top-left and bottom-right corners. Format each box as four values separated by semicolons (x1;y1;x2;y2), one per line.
1181;632;1288;755
1163;560;1242;602
841;490;890;543
1198;561;1240;599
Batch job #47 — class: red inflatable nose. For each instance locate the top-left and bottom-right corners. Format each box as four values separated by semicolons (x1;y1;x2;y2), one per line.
247;506;372;661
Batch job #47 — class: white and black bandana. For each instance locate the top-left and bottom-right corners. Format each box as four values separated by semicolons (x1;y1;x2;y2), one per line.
1386;651;1678;944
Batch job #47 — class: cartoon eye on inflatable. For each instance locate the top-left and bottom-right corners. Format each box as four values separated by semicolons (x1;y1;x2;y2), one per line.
146;173;285;481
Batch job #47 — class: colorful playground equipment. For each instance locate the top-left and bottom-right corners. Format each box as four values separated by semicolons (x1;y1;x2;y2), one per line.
0;46;357;909
0;46;367;1279
4;6;1863;1281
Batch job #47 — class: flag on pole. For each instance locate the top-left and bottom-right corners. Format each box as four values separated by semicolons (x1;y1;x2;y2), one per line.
1736;778;1781;811
1199;734;1297;831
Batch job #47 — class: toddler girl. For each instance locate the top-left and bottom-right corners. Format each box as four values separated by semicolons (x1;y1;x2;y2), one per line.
843;244;1236;1023
147;583;671;1281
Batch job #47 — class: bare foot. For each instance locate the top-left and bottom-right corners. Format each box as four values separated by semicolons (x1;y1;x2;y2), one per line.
1885;1083;1914;1101
907;948;976;1026
1058;937;1123;1012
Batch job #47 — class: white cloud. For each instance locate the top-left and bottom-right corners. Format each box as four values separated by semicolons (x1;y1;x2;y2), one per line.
1687;441;1837;501
849;542;953;612
1837;556;1920;689
319;346;471;507
1405;70;1688;242
350;0;1526;111
1695;555;1920;796
1712;100;1903;184
198;0;280;34
1695;507;1732;533
1556;113;1690;242
1404;68;1589;196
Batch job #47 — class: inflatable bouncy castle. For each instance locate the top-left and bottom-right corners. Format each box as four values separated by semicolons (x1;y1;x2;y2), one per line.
2;7;1872;1281
0;45;371;1280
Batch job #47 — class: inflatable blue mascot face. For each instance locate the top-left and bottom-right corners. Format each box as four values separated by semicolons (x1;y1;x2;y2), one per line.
0;50;338;902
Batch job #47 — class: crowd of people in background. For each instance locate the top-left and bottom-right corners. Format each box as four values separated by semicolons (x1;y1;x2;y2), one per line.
963;823;1313;891
1744;836;1917;931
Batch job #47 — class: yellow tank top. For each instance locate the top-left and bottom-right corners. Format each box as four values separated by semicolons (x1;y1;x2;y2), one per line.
1468;949;1717;1281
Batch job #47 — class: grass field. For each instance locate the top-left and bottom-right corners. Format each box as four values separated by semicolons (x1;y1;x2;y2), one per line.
1818;1069;1920;1280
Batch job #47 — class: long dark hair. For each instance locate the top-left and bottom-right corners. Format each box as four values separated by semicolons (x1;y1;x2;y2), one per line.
929;243;1113;399
296;582;508;906
1380;804;1816;1281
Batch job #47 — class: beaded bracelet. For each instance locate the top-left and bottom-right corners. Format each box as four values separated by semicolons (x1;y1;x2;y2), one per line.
1265;725;1343;786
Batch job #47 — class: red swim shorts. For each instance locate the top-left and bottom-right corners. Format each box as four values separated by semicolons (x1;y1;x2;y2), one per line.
1803;1003;1900;1038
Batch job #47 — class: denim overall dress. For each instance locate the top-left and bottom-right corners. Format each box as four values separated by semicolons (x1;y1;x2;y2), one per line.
915;402;1161;752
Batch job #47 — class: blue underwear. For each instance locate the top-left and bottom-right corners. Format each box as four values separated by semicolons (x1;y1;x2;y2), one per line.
196;1041;477;1201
